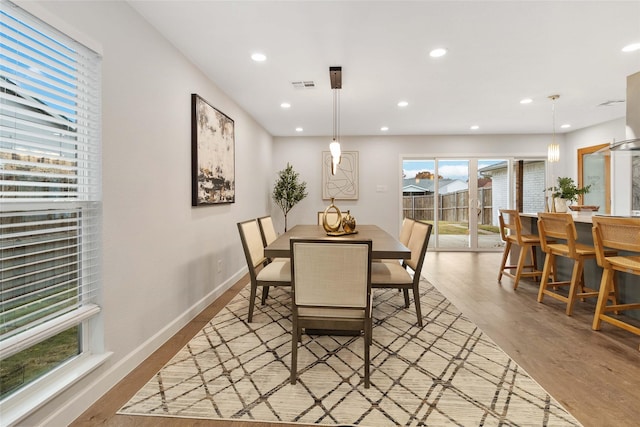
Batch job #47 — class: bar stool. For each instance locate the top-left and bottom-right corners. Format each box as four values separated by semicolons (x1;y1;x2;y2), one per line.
537;213;617;316
498;209;544;289
591;216;640;348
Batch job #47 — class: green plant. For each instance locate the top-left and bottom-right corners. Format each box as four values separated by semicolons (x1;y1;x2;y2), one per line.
272;163;307;231
547;176;590;202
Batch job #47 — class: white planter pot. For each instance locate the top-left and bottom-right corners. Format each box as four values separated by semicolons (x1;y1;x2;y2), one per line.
554;198;569;213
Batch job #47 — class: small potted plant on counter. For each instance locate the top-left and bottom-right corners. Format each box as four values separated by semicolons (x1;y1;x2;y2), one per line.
547;176;591;212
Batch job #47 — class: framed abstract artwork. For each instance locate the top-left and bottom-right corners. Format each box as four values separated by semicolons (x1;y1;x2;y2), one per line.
322;150;358;200
191;94;235;206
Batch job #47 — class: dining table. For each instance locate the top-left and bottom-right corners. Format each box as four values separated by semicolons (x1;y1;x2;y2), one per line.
264;224;411;260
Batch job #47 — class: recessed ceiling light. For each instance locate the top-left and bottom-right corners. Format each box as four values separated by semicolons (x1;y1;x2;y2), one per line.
397;101;409;107
295;127;303;132
380;126;389;131
280;102;291;109
520;98;533;104
429;48;447;58
622;42;640;52
251;52;266;62
470;125;479;130
561;124;571;129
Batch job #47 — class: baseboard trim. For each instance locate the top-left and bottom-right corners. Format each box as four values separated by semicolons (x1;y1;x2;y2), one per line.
37;266;248;427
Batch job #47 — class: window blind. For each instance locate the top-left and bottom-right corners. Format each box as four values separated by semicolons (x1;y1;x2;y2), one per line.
0;0;102;358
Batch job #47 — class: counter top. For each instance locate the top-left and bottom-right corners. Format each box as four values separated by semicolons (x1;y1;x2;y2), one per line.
520;212;596;223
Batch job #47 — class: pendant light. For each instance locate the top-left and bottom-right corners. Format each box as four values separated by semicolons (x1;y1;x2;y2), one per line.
330;66;342;175
547;94;560;163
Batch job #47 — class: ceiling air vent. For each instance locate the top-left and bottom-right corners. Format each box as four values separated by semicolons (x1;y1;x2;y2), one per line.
598;100;625;107
291;81;315;89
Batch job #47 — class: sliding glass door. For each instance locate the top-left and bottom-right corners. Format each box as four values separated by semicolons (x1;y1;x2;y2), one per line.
403;157;543;251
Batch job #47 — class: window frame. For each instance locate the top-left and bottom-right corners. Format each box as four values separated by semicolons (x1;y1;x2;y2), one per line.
0;1;106;423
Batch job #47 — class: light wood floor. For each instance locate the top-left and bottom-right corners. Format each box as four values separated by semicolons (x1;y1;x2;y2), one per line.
71;252;640;427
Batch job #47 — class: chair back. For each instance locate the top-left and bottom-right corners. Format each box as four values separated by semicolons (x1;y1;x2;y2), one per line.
257;215;278;246
237;219;267;271
399;218;415;246
537;212;577;256
405;222;433;278
592;216;640;267
498;209;523;243
291;239;372;309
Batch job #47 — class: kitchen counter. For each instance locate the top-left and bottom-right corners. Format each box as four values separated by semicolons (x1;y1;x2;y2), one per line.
519;213;640;321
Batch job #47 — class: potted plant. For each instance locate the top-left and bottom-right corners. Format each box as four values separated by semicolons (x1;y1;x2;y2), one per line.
272;163;308;231
547;177;590;212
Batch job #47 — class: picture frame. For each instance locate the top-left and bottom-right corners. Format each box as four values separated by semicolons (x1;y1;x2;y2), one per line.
191;94;235;206
322;150;358;200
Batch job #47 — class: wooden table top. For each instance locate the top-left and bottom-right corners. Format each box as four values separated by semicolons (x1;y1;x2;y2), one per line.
264;224;410;260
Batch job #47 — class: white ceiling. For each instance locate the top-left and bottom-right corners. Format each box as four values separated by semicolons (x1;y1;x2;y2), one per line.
128;1;640;137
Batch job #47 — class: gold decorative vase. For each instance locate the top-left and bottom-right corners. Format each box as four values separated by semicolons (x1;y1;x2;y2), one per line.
322;198;342;233
342;210;356;233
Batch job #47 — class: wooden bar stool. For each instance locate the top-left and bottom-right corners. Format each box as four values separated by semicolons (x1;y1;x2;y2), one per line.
591;216;640;348
498;209;544;289
537;213;617;316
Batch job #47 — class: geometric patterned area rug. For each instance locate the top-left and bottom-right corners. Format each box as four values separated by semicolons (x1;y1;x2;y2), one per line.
118;280;582;426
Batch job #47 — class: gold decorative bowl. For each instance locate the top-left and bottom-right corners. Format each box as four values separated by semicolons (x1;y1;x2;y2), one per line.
569;205;599;212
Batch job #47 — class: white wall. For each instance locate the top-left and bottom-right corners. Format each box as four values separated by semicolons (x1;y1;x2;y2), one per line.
19;1;273;425
271;134;553;236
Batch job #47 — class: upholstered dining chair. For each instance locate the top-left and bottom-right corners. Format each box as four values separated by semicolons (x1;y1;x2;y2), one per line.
498;209;545;289
371;221;432;327
591;216;640;347
257;215;278;248
537;212;617;316
383;217;415;268
237;219;291;322
290;238;373;388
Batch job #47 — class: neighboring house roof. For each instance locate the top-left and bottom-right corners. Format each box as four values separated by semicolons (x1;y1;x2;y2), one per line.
403;178;467;194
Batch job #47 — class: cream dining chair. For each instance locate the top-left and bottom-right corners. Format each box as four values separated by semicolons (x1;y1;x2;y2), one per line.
237;219;291;322
383;217;415;269
289;238;373;388
371;221;432;327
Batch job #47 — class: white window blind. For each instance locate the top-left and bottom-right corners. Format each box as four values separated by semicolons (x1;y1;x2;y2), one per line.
0;0;102;363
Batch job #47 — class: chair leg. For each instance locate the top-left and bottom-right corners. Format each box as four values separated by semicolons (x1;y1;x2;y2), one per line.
248;281;257;322
610;273;620;315
364;320;371;388
498;241;512;282
537;253;555;303
413;284;423;328
565;259;584;316
513;244;529;290
261;286;270;305
403;288;410;308
592;269;614;331
290;317;298;385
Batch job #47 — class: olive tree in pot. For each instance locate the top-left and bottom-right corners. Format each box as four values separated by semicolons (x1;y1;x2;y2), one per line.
272;163;307;231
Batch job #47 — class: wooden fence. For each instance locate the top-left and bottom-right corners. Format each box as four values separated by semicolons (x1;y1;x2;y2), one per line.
403;188;493;224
